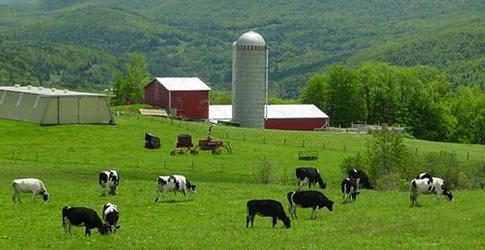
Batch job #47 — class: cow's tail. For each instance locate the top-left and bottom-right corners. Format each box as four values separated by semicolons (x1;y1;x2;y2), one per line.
99;173;104;185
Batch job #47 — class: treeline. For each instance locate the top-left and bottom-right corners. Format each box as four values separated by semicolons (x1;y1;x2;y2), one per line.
300;62;485;144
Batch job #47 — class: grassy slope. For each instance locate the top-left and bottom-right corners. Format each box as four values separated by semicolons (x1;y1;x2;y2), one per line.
0;114;484;248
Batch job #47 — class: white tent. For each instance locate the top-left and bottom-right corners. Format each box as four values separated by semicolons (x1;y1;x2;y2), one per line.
0;85;114;125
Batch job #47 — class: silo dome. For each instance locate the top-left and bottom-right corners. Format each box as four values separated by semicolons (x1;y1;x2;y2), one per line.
232;31;268;128
235;31;266;46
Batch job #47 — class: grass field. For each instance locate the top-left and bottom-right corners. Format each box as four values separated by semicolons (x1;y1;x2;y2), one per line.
0;112;484;249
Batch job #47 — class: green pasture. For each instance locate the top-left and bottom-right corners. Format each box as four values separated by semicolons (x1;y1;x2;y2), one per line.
0;113;484;249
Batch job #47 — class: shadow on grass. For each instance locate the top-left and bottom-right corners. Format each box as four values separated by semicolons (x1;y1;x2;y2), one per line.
155;199;195;204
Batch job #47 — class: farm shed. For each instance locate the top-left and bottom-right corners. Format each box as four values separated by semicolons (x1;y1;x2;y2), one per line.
209;104;329;131
144;77;211;120
0;85;114;125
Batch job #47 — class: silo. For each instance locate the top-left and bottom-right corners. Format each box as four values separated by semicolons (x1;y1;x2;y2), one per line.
232;31;268;128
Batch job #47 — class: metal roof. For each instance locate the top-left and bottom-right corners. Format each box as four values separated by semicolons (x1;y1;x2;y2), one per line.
153;77;211;91
209;104;329;120
0;85;107;97
235;31;266;46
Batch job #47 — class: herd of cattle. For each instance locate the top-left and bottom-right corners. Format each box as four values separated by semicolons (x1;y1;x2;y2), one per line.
10;167;454;234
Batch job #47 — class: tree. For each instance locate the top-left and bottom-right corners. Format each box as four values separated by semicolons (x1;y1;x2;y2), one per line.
327;65;367;127
300;74;328;111
112;52;151;105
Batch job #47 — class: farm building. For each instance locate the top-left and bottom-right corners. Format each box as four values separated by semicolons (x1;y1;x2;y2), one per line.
0;85;114;125
209;104;329;131
144;77;211;120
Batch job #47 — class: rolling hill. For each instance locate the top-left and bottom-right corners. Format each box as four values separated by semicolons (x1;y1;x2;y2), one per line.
0;0;484;97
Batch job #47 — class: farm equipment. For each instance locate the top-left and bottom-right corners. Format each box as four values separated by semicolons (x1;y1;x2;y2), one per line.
170;134;198;156
196;138;232;155
298;151;318;161
145;133;160;149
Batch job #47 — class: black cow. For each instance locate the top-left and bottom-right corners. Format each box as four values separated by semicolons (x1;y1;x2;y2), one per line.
246;200;291;229
295;167;326;189
341;177;360;203
287;191;334;219
62;206;108;236
102;203;120;233
347;168;372;189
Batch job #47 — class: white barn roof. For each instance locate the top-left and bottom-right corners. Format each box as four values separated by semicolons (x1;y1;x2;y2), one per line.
0;85;106;97
209;104;328;120
153;77;211;91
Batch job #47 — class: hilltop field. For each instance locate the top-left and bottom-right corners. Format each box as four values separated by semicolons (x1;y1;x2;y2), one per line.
0;110;484;248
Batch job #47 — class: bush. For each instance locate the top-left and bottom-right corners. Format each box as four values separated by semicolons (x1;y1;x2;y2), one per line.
253;157;274;184
419;151;461;189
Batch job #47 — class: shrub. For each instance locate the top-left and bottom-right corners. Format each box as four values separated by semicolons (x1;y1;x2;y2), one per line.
253;157;274;184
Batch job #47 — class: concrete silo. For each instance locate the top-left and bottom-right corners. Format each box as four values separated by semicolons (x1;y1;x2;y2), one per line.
232;31;268;128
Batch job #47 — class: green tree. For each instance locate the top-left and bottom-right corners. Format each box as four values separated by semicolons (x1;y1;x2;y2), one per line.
300;74;328;111
112;52;151;105
327;65;367;127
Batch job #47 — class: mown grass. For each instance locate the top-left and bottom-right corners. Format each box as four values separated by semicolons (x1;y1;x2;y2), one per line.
0;113;484;249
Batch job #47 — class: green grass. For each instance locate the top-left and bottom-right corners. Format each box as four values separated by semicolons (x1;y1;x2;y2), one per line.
0;113;484;249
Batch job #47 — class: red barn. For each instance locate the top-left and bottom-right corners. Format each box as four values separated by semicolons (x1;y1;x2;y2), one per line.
144;77;211;120
209;104;329;131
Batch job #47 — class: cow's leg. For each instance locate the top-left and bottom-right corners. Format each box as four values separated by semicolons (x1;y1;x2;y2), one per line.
85;228;91;236
31;191;37;202
246;215;250;228
342;192;346;204
183;189;187;200
291;205;297;219
272;216;277;228
12;192;18;204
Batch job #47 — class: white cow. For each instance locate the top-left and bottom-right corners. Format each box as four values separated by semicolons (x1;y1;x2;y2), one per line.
155;175;196;202
410;177;453;206
12;178;49;204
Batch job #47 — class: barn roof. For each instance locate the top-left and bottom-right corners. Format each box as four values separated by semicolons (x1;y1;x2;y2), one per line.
151;77;211;91
209;104;329;120
0;85;107;97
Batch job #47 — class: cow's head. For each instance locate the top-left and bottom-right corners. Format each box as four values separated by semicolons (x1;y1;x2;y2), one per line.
281;216;291;229
187;181;196;193
40;190;49;201
444;190;453;202
327;200;334;212
351;190;360;202
99;224;109;235
317;178;327;189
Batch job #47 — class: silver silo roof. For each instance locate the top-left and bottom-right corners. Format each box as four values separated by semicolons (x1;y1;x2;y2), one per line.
235;31;266;46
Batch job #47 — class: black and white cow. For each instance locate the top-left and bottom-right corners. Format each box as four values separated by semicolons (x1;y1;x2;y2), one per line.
155;175;196;202
341;177;360;203
295;167;326;189
287;190;334;219
12;178;49;204
62;206;108;236
99;170;119;196
347;168;372;189
410;177;454;207
102;203;120;233
246;200;291;229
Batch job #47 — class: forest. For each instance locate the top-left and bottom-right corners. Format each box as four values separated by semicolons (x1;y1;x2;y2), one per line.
0;0;484;98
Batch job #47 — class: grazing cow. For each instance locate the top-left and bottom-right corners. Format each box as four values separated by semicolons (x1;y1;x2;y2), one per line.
62;206;108;236
341;177;360;203
410;177;454;207
416;172;433;184
287;191;334;219
246;200;291;229
102;203;120;233
295;167;327;189
347;168;372;189
155;175;196;202
12;178;49;204
99;170;120;196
